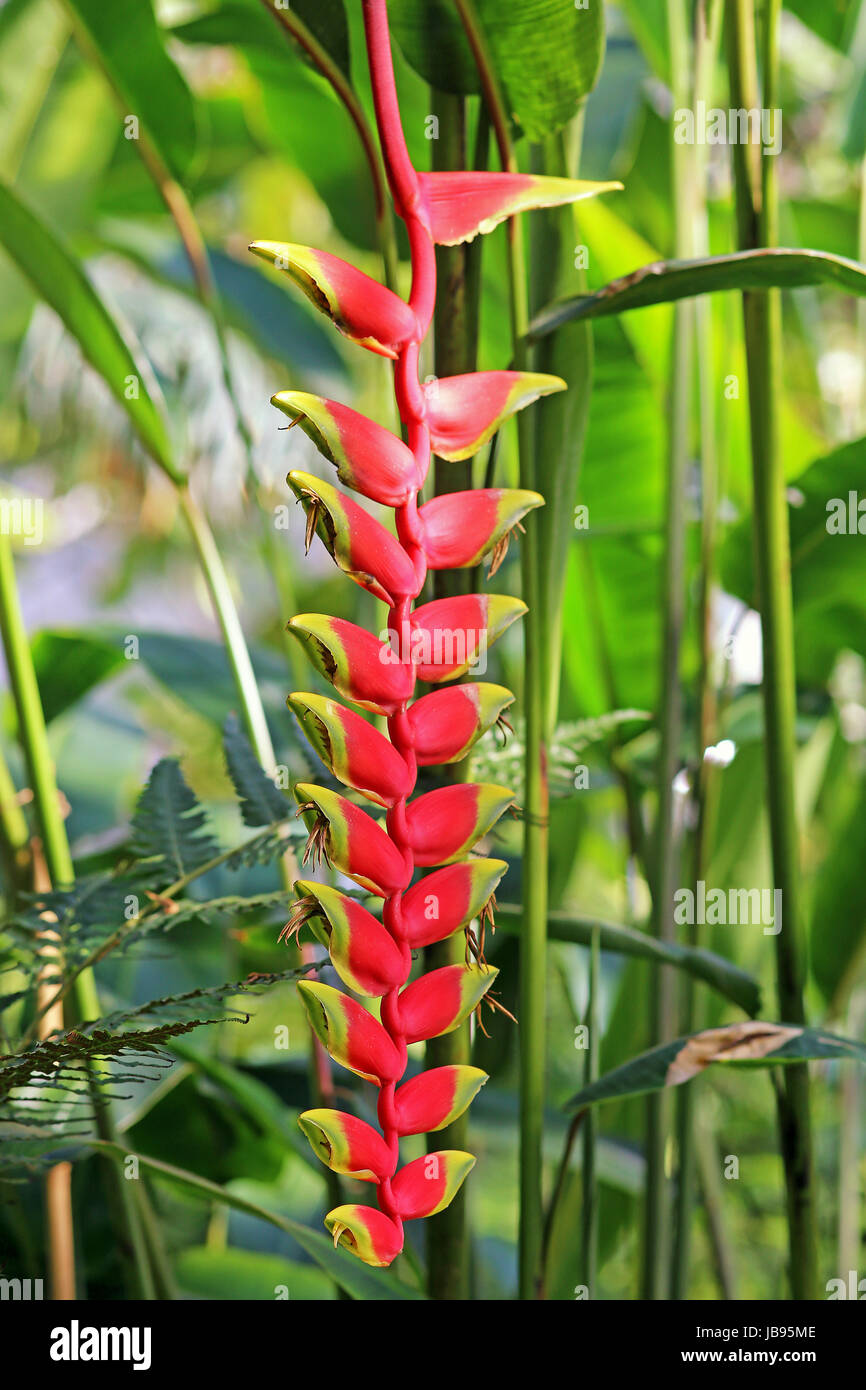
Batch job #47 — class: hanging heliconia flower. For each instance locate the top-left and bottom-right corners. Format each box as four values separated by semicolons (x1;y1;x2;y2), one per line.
252;0;619;1267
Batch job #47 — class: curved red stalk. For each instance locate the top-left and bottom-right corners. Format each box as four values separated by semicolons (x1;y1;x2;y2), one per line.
362;0;435;1247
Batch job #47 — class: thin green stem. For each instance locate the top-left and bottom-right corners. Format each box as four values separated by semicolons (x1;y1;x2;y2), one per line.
695;1120;738;1299
424;87;473;1301
452;0;548;1298
0;536;74;892
178;488;282;788
671;0;723;1301
581;925;600;1296
643;0;693;1303
0;738;30;899
726;0;818;1300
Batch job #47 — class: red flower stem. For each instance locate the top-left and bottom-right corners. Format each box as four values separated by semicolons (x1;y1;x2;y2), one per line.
362;0;437;1238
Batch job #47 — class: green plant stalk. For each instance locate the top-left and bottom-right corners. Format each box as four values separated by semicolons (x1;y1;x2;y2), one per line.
695;1118;738;1299
529;121;592;737
581;925;600;1296
452;0;548;1298
0;739;30;898
513;228;548;1302
0;532;155;1299
671;0;722;1300
726;0;818;1300
643;0;693;1303
423;87;474;1302
528;117;598;1297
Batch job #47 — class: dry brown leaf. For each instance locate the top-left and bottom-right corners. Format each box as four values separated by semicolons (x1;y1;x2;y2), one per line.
665;1021;803;1087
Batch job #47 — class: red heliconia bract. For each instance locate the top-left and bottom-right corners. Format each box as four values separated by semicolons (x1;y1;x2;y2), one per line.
253;0;616;1267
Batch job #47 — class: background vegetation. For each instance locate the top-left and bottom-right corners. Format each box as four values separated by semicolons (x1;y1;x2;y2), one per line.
1;0;865;1300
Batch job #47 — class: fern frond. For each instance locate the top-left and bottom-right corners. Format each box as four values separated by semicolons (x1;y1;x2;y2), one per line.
223;714;291;826
130;758;219;877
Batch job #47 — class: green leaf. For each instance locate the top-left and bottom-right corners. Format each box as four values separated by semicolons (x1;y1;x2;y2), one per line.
529;248;866;339
810;774;866;1013
720;436;866;684
175;0;351;80
29;630;125;724
566;1024;866;1111
390;0;606;139
0;178;178;478
175;1245;334;1301
61;0;197;180
494;905;761;1015
130;758;219;877
87;1141;427;1300
223;713;290;827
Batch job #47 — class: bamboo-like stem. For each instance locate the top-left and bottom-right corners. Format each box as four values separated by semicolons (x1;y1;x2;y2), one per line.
581;925;600;1296
539;1110;582;1295
838;992;864;1278
423;86;473;1301
0;538;74;892
178;488;281;784
452;0;549;1299
671;0;722;1300
694;1119;738;1299
0;738;30;898
726;0;818;1300
0;533;155;1299
643;0;693;1303
30;840;77;1300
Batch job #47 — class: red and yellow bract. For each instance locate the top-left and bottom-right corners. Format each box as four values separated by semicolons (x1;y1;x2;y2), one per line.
251;0;617;1268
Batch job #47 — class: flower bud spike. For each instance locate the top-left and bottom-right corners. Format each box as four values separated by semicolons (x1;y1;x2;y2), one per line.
293;783;408;896
298;1109;395;1182
394;1066;489;1136
409;594;527;682
391;1151;475;1220
418;488;543;571
324;1205;403;1267
272;392;418;506
249;241;417;357
287;471;417;604
400;857;509;949
287;614;414;714
292;879;405;996
418;171;623;245
288;693;413;807
424;371;566;461
247;0;597;1263
408;684;514;765
407;783;516;866
297;980;403;1084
